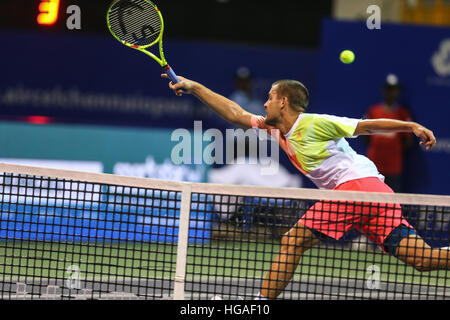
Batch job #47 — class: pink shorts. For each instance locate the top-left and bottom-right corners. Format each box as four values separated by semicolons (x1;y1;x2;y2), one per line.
299;177;412;251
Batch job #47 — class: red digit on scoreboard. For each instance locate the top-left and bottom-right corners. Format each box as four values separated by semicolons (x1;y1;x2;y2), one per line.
37;0;60;25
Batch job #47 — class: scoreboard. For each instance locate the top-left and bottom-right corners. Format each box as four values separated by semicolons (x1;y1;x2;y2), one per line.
0;0;107;33
37;0;60;26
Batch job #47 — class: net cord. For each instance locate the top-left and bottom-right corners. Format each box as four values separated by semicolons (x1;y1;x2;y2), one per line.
173;184;191;300
1;162;449;206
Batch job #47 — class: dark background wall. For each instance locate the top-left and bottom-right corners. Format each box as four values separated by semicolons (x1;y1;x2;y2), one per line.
0;0;332;48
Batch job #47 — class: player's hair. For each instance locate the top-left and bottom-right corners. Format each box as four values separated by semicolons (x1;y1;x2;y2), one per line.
272;80;309;112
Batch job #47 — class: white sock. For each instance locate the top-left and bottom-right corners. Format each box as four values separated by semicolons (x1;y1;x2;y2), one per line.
255;292;268;300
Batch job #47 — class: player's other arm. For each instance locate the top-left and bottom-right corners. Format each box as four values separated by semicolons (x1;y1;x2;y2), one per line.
354;119;436;150
163;74;254;129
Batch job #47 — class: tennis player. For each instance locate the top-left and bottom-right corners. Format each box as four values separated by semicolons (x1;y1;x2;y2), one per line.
163;74;449;300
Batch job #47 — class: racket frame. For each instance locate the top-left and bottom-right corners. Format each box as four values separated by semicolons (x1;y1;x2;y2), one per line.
106;0;179;82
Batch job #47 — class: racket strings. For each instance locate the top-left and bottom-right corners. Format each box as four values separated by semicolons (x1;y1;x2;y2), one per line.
108;0;162;47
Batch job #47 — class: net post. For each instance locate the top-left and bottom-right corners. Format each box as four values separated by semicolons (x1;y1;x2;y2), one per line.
173;183;192;300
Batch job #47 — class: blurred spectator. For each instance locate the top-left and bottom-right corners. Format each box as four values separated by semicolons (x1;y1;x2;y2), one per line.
208;156;302;189
364;74;413;192
221;66;265;168
229;67;264;116
208;140;302;221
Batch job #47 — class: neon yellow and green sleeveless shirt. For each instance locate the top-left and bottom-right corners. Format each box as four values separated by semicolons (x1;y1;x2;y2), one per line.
251;113;383;189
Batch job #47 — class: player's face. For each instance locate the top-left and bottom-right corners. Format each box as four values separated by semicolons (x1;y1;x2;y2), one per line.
264;86;282;126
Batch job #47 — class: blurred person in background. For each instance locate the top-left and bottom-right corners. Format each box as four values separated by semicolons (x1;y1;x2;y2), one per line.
364;74;413;193
229;67;264;116
219;66;268;188
208;141;302;189
208;140;302;223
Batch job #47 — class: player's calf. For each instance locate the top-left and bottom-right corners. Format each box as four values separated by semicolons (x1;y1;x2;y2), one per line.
395;235;450;272
259;223;320;299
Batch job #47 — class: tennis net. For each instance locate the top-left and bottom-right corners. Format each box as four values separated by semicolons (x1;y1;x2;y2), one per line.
0;162;449;300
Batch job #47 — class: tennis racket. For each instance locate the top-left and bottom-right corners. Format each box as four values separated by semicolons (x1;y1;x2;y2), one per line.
106;0;179;83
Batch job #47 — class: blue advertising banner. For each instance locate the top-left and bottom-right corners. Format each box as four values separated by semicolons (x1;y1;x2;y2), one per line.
0;121;211;243
0;31;319;131
0;194;212;244
316;19;450;195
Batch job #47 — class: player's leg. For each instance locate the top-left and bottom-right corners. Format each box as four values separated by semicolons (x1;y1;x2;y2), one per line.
394;233;450;271
259;221;321;299
257;191;355;300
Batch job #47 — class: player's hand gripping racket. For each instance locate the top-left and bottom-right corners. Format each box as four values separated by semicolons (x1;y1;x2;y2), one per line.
106;0;179;84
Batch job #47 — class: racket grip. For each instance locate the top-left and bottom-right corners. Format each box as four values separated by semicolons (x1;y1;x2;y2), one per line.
163;65;180;84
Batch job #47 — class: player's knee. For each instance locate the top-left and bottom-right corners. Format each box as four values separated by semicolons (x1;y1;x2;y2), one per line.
410;259;432;272
280;225;315;252
402;254;434;272
395;234;437;272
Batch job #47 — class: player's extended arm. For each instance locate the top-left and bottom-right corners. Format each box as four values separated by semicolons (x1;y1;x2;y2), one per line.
162;74;254;129
354;119;436;150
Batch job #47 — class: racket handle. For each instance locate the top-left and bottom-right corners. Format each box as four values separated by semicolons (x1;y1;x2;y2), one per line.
163;65;180;84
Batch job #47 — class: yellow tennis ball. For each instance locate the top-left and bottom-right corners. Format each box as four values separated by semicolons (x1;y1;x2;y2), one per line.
340;50;355;64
